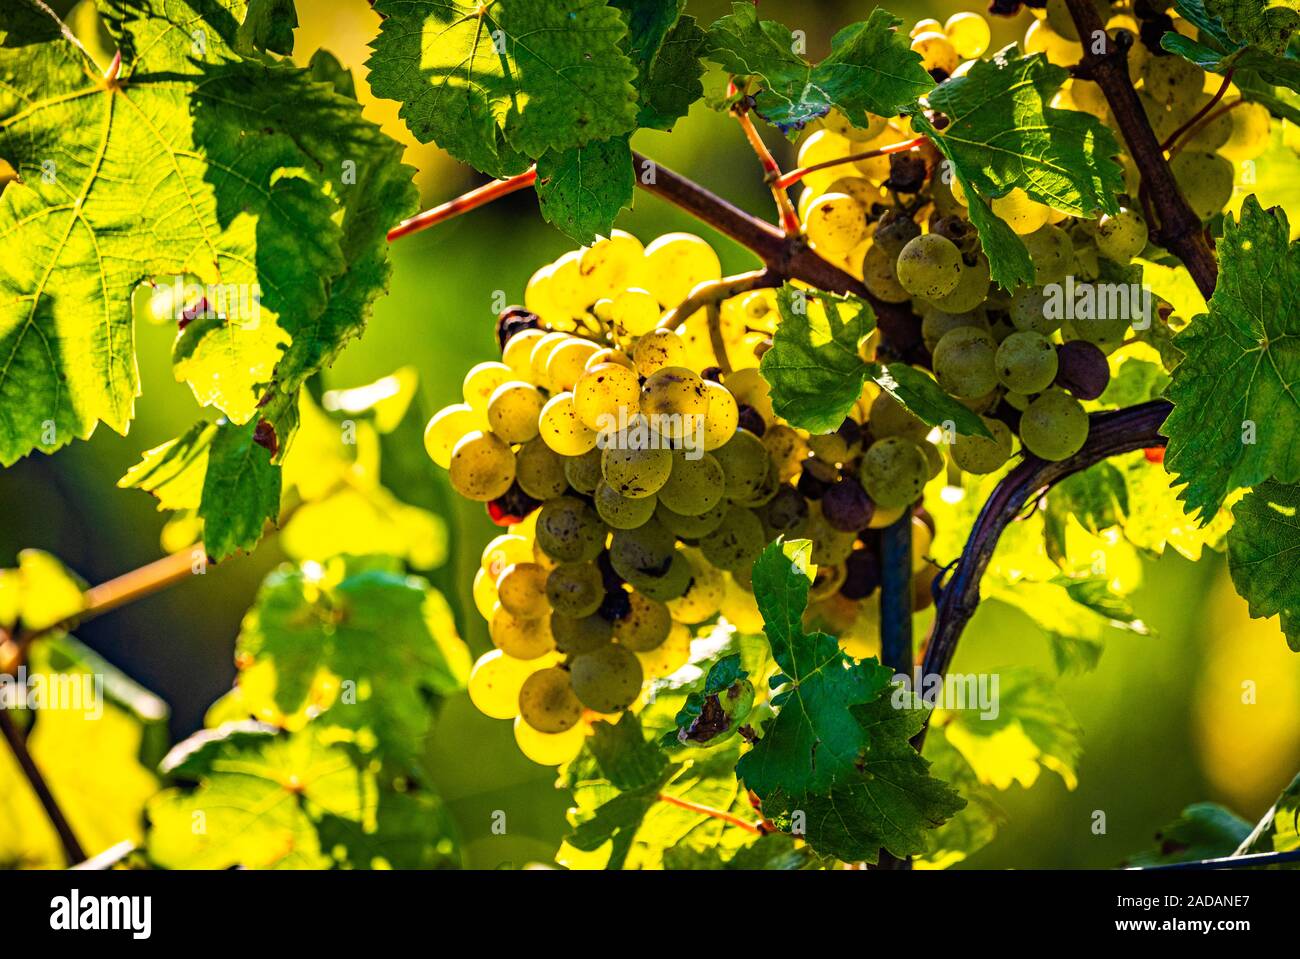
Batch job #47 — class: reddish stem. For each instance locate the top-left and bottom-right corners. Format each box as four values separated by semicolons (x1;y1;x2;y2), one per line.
775;136;927;190
733;106;802;234
387;168;538;243
1161;70;1233;154
657;792;765;834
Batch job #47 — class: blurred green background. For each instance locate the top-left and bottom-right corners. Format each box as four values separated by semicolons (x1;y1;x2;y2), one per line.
3;0;1298;869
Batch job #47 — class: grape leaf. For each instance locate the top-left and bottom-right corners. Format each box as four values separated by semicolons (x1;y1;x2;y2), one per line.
1166;1;1300;117
234;556;470;767
118;422;219;513
146;722;377;870
911;112;1034;289
704;4;933;132
366;0;638;177
920;49;1124;218
1099;356;1171;407
200;419;282;561
761;286;991;437
1238;771;1300;853
1125;802;1253;867
1047;463;1130;537
0;0;413;473
316;788;461;869
917;733;1005;869
236;0;298;56
1227;480;1300;650
1163;196;1300;521
934;666;1083;791
0;549;85;633
536;136;635;243
663;832;821;870
611;0;705;131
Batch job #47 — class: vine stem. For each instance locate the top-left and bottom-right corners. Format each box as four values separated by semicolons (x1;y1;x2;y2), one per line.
879;512;914;675
774;136;927;190
1167;100;1245;162
916;400;1173;748
1065;0;1217;298
1128;848;1300;871
656;792;765;835
656;268;780;331
0;708;86;865
386;168;538;243
1161;70;1233;154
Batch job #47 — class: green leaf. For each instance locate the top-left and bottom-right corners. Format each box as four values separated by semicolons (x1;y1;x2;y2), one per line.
317;788;461;869
146;722;377;870
0;548;85;632
237;0;299;56
366;0;638;175
920;49;1124;218
871;361;994;439
917;733;1005;869
1099;356;1171;407
1239;772;1300;854
0;0;412;465
117;422;217;513
611;1;705;131
1055;576;1151;636
536;136;635;243
760;286;877;433
234;555;470;766
705;5;933;132
1164;196;1300;521
1047;463;1130;536
199;419;282;561
935;666;1083;791
1227;481;1300;650
1126;802;1253;866
1167;2;1300;119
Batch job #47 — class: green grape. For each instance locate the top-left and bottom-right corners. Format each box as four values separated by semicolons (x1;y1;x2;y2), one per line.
574;362;640;432
467;650;534;720
701;380;739;451
539;392;598;457
564;447;603;494
424;402;488;470
896;233;962;299
932;326;998;399
700;505;767;572
449;430;516;501
1022;224;1073;285
733;458;780;507
1045;0;1102;41
611;287;662;337
632;328;688;377
535;497;606;563
869;391;929;441
594;481;658;530
613;591;672;651
1063;309;1131;353
634;233;722;308
515;437;569;501
1170;150;1235;221
804;191;867;256
874;210;921;258
1141;53;1203;109
552;612;614;656
518;665;584;733
995;330;1059;393
491;607;556;660
668;550;726;624
641;366;709;439
1136;90;1178;141
1019;388;1089;461
951;416;1014;474
713;429;770;501
759;485;810;540
657;451;724;515
945;11;990;57
570;643;644;713
807;433;848;465
609;518;677;581
602;440;673;498
1179;95;1233;150
546;562;606;617
628;551;692;601
1095;207;1148;263
763;424;810;481
931;253;991;313
859;437;928;508
991;187;1051;235
495;562;551;619
806;502;858;565
862;242;912;303
1010;286;1062;336
821;106;886;141
487;380;545;444
921;306;988;353
656;497;729;538
462;361;514;415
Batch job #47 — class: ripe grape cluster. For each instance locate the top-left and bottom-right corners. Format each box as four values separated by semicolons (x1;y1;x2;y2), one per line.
427;2;1271;767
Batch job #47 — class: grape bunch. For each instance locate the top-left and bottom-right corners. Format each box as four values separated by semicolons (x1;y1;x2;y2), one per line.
425;230;940;764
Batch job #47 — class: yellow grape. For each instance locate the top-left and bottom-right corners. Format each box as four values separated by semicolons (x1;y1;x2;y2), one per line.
1220;102;1271;162
991;188;1052;235
635;233;722;307
529;331;573;389
462;361;513;415
724;367;775;423
796;129;855;194
944;12;989;58
667;549;725;624
490;607;556;660
632;328;687;377
546;338;600;393
518;665;584;732
472;567;499;621
1023;19;1082;67
502;328;545;378
719;574;763;632
449;430;516;501
585;347;635;371
524;264;560;321
482;533;533;577
804;192;867;256
496;562;551;619
513;715;587;766
539;392;598;456
611;287;662;337
468;649;534;720
578;229;644;301
634;621;691;679
487;381;544;444
548;249;588;317
574;362;640;432
910;31;958;75
424;402;486;469
701;380;739;451
641;366;709;436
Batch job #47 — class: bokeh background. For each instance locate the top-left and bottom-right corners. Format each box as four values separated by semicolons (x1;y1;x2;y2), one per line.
4;0;1298;868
